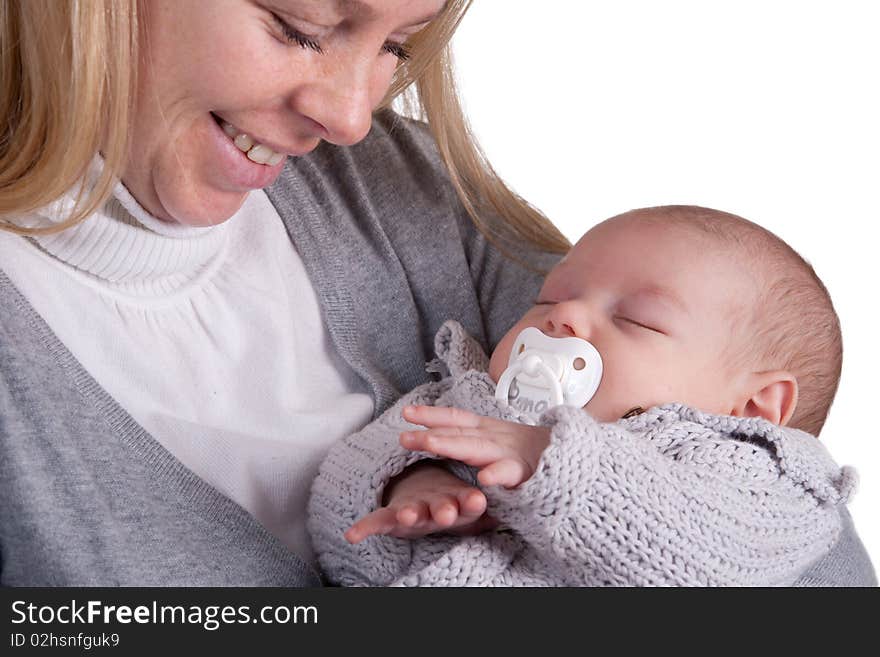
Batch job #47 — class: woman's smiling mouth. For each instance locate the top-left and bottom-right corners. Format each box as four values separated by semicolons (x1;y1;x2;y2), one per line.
209;112;286;166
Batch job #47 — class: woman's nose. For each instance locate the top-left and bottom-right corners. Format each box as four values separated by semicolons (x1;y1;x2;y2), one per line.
291;57;376;147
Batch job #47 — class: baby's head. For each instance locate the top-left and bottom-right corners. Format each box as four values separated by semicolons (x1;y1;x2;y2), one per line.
489;205;842;435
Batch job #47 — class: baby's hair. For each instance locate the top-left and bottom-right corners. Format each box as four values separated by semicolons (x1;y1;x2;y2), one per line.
622;205;842;436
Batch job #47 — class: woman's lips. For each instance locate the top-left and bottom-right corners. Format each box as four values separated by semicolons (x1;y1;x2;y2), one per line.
211;112;290;159
206;112;286;191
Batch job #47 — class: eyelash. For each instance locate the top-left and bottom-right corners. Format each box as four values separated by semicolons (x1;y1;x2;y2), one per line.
534;301;664;335
616;316;664;335
271;13;412;62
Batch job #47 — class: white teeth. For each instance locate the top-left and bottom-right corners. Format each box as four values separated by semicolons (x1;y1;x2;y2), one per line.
221;122;238;139
247;145;285;166
233;133;254;151
217;117;285;165
247;144;275;165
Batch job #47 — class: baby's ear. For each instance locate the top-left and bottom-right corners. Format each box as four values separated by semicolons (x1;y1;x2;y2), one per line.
730;371;798;426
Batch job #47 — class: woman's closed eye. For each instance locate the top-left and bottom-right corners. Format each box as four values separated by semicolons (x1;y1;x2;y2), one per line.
270;12;412;61
269;12;323;52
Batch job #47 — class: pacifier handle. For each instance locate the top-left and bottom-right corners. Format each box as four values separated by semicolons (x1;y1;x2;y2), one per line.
495;354;564;406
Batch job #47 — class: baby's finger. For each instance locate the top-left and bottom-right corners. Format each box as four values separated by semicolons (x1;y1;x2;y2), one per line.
403;405;483;430
428;496;460;528
400;430;507;466
396;501;429;528
345;507;398;544
456;487;487;518
477;458;530;489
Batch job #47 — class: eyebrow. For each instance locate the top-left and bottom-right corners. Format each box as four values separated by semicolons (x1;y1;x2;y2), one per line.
336;0;444;26
634;286;689;315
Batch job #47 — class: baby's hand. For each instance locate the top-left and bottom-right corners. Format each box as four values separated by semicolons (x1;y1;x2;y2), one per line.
399;405;551;489
344;463;496;544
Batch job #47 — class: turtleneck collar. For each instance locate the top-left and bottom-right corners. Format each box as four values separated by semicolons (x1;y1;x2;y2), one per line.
22;154;232;296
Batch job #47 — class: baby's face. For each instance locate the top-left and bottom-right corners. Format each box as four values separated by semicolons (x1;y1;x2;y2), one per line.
488;216;759;422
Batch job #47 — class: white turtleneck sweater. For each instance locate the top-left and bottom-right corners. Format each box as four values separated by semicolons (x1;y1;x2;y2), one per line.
0;166;374;567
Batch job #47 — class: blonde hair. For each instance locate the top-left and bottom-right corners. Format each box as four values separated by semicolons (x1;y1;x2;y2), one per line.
1;0;569;256
0;0;137;236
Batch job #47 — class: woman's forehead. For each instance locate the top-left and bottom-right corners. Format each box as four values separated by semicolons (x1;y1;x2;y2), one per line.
273;0;445;25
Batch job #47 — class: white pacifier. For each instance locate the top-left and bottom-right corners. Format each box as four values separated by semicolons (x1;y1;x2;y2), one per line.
495;327;603;414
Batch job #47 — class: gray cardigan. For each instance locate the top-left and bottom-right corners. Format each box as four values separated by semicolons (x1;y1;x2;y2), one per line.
0;109;552;585
310;321;874;586
0;109;873;585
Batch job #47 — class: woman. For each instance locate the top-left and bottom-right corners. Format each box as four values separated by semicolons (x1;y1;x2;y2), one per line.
0;1;871;586
0;0;565;586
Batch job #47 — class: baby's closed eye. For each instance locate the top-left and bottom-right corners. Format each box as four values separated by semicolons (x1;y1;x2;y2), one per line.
613;316;665;335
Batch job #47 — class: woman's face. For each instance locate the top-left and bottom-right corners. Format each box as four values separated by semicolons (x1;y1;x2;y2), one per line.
125;0;444;226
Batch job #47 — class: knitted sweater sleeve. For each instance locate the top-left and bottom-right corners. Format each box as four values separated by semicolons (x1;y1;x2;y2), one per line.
483;404;856;586
306;381;444;586
306;386;531;587
309;319;535;586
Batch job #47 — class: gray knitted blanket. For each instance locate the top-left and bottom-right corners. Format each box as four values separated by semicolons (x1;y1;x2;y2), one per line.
308;321;857;586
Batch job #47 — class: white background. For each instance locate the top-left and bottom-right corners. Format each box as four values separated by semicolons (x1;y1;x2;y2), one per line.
451;1;879;567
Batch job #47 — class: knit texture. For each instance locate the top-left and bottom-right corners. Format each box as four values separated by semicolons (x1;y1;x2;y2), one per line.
309;320;870;587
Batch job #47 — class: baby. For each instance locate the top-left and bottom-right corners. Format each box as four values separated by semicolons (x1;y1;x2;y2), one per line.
308;205;859;586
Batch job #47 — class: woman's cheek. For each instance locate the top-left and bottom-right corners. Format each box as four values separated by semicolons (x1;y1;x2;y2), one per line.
370;58;401;105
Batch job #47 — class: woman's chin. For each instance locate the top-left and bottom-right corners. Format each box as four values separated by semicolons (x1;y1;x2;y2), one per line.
153;175;250;227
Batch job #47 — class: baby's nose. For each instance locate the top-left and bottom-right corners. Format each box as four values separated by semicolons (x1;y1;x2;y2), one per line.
543;303;590;339
544;318;577;338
